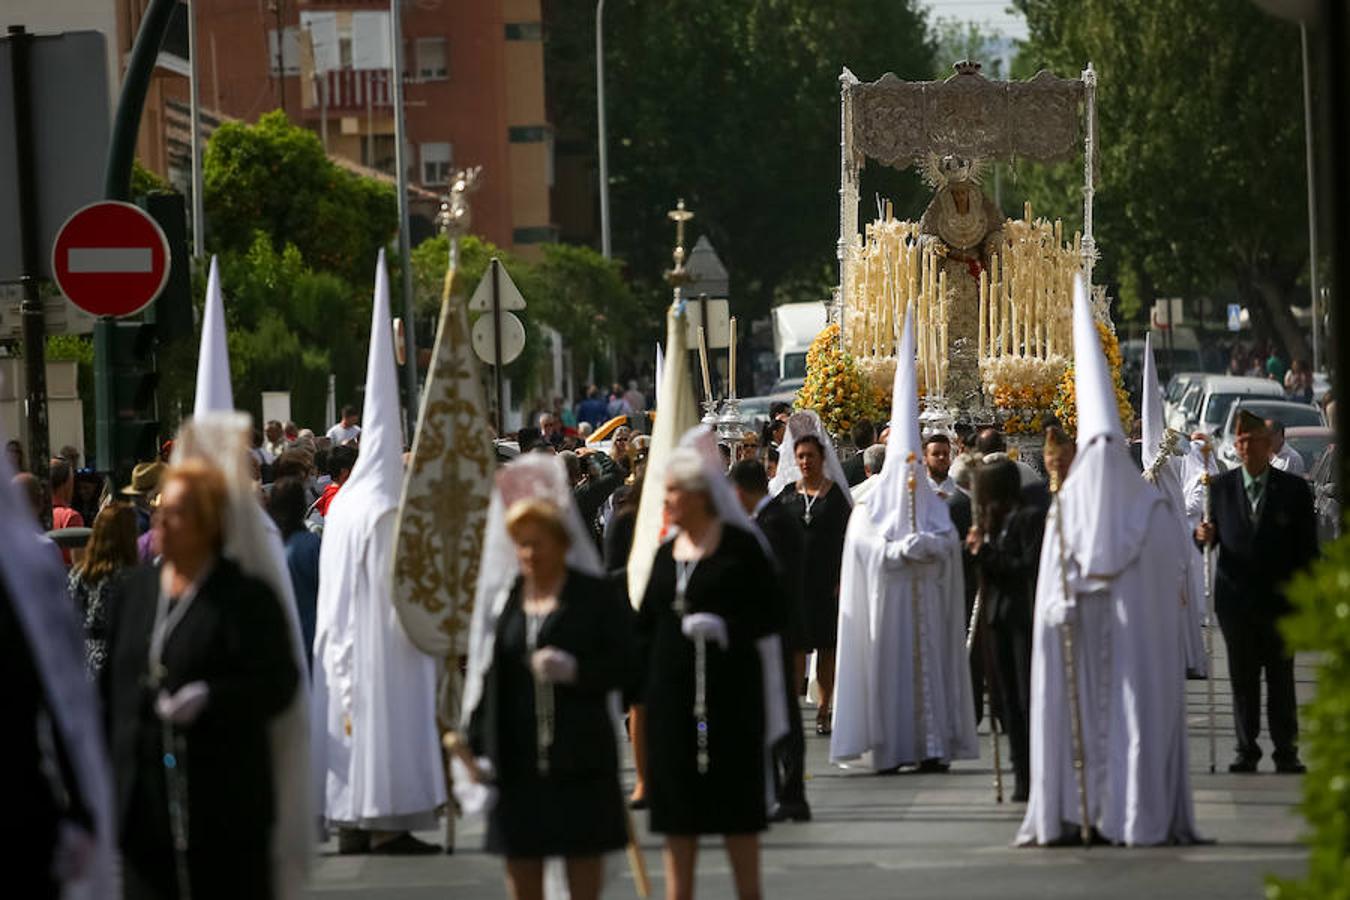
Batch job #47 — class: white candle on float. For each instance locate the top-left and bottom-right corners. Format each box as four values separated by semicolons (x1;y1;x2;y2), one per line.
697;326;712;400
938;269;949;397
729;317;738;398
978;267;988;360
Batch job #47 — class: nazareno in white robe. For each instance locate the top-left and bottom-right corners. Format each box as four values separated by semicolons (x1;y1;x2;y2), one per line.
1017;489;1199;845
1140;334;1206;676
312;251;447;831
831;506;978;769
829;301;977;771
1020;277;1198;847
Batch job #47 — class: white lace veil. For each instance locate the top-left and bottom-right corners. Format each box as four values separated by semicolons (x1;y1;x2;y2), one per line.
459;452;604;730
671;426;771;555
170;413;312;897
767;409;853;506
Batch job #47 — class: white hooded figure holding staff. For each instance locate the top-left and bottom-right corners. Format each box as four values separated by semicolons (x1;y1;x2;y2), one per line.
831;304;978;773
1016;277;1199;847
312;251;447;853
1140;333;1208;678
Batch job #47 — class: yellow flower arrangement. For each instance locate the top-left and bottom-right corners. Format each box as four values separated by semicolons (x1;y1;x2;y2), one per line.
981;356;1068;412
1052;320;1135;436
799;324;883;437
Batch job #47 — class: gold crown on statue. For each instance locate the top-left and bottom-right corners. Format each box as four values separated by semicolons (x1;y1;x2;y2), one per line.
919;152;989;190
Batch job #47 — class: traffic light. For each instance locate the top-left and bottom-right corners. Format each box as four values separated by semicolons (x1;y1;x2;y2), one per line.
97;320;160;477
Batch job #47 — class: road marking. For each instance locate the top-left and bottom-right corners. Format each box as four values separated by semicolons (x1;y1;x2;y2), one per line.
67;247;153;273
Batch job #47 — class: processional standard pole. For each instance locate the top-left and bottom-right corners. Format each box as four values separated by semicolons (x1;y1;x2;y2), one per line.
1201;441;1218;774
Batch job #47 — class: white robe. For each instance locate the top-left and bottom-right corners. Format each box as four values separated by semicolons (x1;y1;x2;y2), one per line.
312;505;447;830
830;506;979;770
1017;499;1199;846
1149;462;1207;676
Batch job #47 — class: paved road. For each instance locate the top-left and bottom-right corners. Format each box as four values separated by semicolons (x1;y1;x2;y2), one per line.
305;639;1314;899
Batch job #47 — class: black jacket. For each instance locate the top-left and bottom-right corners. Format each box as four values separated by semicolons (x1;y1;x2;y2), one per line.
1204;466;1318;620
842;453;867;488
102;558;299;848
975;507;1044;629
756;499;809;651
469;569;632;780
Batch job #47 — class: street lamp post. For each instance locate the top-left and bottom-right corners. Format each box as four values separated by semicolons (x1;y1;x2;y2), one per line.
1300;22;1321;373
596;0;612;259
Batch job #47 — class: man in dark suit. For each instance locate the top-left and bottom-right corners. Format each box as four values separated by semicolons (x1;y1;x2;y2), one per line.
1195;411;1317;773
732;459;811;822
841;420;876;487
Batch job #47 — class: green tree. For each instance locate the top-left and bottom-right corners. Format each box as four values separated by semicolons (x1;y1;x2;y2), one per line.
214;233;368;428
203;111;398;284
411;235;640;400
1012;0;1310;358
545;0;936;322
1270;534;1350;900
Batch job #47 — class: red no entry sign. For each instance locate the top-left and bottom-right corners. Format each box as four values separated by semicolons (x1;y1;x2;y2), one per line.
51;201;170;318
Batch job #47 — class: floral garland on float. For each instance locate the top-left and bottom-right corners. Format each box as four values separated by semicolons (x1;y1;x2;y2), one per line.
1050;317;1134;437
798;323;884;438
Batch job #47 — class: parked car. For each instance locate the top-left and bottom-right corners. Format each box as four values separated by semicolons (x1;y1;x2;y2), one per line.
1215;398;1325;469
1283;426;1335;478
1164;371;1205;422
1309;444;1340;543
1167;375;1285;435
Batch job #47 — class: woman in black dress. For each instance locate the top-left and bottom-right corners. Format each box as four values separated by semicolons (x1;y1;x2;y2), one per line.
773;434;850;734
968;459;1043;802
103;460;300;899
639;448;778;900
466;496;631;900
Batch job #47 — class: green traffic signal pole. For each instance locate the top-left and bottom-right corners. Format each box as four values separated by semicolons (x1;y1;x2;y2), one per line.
97;0;176;473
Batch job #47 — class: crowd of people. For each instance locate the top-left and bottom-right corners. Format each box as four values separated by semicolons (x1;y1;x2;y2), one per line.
3;277;1324;900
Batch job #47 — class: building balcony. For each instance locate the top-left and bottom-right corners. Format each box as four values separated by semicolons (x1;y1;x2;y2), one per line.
312;69;393;112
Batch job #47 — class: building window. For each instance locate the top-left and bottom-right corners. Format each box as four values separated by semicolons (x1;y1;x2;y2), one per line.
267;27;301;75
416;37;448;81
420;142;453;185
513;226;558;245
505;22;544;41
509;125;549;143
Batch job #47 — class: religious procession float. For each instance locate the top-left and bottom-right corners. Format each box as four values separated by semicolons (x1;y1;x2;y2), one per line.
798;61;1132;458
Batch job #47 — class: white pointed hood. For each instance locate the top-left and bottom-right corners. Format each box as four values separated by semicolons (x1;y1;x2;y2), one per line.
194;255;234;414
1059;275;1162;579
1072;276;1122;449
329;249;405;520
1140;332;1165;469
870;303;951;539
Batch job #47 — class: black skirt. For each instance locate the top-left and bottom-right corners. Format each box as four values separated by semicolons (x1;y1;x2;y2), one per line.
477;573;630;858
638;528;776;835
771;483;850;649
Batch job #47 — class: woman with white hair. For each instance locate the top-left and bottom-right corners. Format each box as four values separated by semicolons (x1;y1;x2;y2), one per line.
638;433;782;900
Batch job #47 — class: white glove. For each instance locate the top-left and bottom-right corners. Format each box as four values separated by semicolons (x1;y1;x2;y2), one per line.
681;612;730;650
155;681;210;726
530;647;579;685
897;532;944;562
